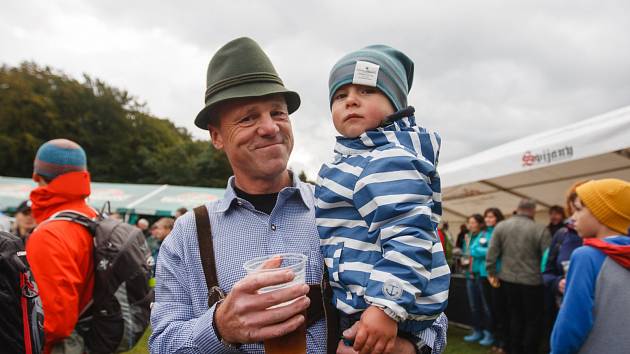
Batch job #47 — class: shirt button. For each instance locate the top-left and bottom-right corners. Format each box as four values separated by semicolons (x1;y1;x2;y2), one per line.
271;224;277;231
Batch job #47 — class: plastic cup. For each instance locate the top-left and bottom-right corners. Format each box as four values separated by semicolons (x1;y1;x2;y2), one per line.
243;253;307;301
243;253;308;354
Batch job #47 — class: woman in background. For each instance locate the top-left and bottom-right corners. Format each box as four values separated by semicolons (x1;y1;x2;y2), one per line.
464;214;494;345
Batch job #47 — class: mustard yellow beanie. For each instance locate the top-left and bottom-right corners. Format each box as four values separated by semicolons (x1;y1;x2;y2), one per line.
576;178;630;234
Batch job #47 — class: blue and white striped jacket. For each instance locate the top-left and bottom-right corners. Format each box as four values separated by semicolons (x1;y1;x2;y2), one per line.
315;109;450;333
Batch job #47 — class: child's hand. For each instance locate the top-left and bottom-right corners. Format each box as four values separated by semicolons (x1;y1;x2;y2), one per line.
353;306;397;354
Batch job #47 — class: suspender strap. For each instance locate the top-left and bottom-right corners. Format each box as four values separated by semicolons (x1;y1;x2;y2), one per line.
193;204;338;352
193;205;224;307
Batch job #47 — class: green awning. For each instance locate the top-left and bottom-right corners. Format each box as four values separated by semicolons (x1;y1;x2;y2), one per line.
0;176;225;216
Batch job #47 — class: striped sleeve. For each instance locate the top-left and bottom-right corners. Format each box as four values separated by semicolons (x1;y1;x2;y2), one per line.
353;146;448;321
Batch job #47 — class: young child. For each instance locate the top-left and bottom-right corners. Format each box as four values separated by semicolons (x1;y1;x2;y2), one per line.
315;45;450;353
550;178;630;354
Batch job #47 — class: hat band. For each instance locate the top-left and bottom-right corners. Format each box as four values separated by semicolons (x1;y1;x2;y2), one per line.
205;72;285;101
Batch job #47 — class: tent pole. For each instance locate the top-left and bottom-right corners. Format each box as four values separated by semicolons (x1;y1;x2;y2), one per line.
442;206;469;220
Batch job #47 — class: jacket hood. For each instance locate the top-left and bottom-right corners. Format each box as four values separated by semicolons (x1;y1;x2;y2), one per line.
30;171;92;223
584;236;630;269
333;107;441;165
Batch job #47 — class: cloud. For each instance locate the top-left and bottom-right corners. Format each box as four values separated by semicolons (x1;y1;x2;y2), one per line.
2;0;629;180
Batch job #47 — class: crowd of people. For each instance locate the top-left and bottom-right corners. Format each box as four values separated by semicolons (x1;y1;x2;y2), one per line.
1;35;629;354
444;179;630;354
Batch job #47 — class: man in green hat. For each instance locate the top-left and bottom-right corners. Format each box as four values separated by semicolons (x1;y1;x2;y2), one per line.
150;37;424;354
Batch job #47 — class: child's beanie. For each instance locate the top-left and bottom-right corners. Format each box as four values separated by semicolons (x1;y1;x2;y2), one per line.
329;44;414;111
576;178;630;234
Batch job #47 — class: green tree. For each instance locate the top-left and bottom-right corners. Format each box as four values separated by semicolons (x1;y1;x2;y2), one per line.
0;62;231;187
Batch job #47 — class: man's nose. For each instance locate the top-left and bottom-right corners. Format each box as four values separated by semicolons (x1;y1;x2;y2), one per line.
257;112;280;135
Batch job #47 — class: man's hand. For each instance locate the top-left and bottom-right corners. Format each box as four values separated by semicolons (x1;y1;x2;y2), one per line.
488;275;500;288
337;321;416;354
558;278;566;294
214;260;310;345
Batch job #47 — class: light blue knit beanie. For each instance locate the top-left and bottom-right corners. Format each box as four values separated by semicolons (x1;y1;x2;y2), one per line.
328;44;414;111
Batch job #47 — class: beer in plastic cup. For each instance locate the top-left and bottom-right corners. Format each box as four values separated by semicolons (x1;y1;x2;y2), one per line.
243;253;308;354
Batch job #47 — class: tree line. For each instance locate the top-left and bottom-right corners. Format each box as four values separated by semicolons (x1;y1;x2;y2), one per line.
0;62;233;187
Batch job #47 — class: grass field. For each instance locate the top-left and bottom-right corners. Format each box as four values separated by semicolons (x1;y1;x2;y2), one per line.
444;325;489;354
125;324;489;353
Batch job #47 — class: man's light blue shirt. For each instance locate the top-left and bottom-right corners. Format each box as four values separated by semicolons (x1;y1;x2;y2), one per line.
149;175;326;353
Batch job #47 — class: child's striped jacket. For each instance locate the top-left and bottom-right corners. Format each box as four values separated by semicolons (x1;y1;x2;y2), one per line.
315;109;450;332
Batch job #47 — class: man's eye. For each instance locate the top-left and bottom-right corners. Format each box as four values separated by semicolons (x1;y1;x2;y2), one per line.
272;111;289;119
333;93;346;100
239;116;255;125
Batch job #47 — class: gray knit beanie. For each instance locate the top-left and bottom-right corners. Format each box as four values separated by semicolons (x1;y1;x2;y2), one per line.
328;44;414;111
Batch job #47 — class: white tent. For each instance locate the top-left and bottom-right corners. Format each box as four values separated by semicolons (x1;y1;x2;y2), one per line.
440;105;630;225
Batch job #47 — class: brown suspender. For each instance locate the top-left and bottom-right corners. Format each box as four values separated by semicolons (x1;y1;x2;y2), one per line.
194;205;225;307
193;205;339;353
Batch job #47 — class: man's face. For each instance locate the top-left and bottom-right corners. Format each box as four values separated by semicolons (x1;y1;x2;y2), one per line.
137;220;149;231
331;84;395;138
209;95;293;183
16;210;36;231
151;223;170;241
549;211;564;225
572;197;600;238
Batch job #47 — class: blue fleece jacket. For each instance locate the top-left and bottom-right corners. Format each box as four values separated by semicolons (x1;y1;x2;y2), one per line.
550;236;630;354
470;227;494;278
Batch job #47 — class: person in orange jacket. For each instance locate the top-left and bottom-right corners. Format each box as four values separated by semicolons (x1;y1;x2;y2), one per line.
26;139;96;354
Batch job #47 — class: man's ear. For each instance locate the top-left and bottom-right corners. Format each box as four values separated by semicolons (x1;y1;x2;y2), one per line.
208;125;224;150
32;173;48;186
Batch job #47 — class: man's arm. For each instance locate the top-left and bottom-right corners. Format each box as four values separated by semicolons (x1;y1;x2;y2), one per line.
149;222;310;353
540;227;552;256
485;226;502;277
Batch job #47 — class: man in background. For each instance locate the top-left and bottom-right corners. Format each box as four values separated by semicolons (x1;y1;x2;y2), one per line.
136;218;150;237
548;205;566;237
147;217;174;275
12;200;36;240
26;138;96;353
486;199;551;354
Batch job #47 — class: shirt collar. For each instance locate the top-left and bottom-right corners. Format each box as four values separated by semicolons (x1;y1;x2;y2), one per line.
214;170;314;213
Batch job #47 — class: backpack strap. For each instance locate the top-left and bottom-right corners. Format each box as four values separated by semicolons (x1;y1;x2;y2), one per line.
193;205;224;307
45;211;97;235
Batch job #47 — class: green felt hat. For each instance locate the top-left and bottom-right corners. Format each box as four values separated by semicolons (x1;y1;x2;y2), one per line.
195;37;301;129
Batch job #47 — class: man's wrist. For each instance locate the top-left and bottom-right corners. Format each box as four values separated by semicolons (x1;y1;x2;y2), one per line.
212;299;241;349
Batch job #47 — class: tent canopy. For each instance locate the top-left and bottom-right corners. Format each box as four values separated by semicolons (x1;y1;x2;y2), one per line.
0;177;226;216
440;105;630;225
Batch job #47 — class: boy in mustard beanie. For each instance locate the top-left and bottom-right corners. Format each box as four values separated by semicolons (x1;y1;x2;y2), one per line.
315;45;449;353
551;178;630;354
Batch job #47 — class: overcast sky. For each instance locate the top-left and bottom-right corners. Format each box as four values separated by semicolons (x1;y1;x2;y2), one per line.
2;0;629;180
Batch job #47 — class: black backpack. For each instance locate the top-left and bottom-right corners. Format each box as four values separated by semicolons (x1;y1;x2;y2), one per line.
49;211;154;353
0;231;45;354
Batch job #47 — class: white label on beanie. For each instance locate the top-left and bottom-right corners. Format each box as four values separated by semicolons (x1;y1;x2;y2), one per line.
353;61;379;87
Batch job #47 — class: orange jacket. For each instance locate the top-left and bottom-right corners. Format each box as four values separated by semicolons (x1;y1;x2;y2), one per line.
26;171;96;354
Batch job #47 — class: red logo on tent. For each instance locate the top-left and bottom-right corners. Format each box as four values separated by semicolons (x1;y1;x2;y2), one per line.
522;151;535;166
